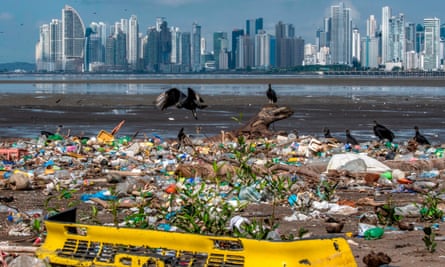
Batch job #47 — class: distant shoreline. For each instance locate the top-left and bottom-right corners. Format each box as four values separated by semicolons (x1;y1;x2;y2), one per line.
1;76;445;86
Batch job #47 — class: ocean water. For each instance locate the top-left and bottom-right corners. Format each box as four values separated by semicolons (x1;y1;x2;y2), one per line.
0;73;444;143
1;73;445;97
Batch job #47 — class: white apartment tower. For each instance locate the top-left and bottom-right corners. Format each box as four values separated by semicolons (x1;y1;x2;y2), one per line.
128;15;139;68
423;17;441;70
352;28;361;63
255;30;271;69
381;6;391;64
366;15;377;37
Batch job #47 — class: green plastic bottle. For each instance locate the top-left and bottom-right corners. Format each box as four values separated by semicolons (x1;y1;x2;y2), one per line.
364;227;384;240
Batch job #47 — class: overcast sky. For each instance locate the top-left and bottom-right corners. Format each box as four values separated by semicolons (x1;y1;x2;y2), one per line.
0;0;443;63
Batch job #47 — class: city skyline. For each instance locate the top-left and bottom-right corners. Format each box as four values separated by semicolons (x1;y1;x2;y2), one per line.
0;0;444;63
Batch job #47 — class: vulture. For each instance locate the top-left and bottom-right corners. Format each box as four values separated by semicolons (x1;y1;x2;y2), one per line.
266;83;277;104
373;120;395;142
155;87;207;120
413;126;430;145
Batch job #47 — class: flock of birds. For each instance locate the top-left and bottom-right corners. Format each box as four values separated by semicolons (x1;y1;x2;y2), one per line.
154;84;431;146
325;121;430;146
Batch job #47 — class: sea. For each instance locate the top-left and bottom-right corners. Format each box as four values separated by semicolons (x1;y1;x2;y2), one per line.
1;73;445;143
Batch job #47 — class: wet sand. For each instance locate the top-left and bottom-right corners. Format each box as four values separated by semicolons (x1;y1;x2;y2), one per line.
0;92;444;143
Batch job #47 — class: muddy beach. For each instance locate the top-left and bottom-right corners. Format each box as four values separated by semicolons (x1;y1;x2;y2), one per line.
0;77;445;266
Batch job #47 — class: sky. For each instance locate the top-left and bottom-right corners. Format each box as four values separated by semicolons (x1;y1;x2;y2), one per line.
0;0;444;63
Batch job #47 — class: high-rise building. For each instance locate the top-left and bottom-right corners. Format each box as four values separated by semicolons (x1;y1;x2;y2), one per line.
36;24;50;71
381;6;391;64
388;13;406;64
352;28;361;64
237;35;254;69
84;27;104;71
90;22;107;63
361;36;379;69
246;18;263;36
62;5;85;71
255;30;272;69
191;23;201;72
213;32;228;69
330;2;352;65
367;15;377;37
115;30;127;68
423;17;440;70
180;32;191;71
145;27;159;71
158;19;172;65
105;35;116;66
171;27;181;64
128;15;139;69
416;24;425;54
441;23;445;39
275;21;304;68
406;23;416;52
231;29;244;69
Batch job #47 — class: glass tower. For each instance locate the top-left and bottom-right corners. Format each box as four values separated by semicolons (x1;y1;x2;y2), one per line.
423;18;440;70
330;2;352;65
62;5;85;71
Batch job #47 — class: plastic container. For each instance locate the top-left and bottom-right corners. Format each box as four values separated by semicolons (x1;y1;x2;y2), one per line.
238;185;261;202
97;130;114;143
363;227;384;240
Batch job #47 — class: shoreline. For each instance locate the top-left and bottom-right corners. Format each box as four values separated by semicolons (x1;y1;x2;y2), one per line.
0;93;444;143
1;76;445;86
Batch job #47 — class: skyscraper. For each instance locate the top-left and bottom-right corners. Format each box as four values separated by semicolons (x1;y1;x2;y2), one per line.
171;27;181;64
330;2;352;65
416;24;425;54
36;24;50;71
381;6;391;64
180;32;191;71
62;5;85;71
388;13;406;64
213;31;228;69
90;22;107;63
158;19;172;65
237;35;254;69
128;15;139;69
406;23;416;52
255;30;272;69
231;29;244;69
352;28;361;64
191;23;201;72
275;21;304;68
367;15;377;37
423;17;440;70
246;18;263;36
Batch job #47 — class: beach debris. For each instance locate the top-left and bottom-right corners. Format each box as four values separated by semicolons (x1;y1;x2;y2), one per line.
0;108;444;266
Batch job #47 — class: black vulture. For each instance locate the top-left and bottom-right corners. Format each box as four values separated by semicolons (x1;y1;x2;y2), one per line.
345;129;359;146
413;126;430;145
176;127;193;149
373;120;395;142
266;83;277;104
155;87;207;119
323;127;333;138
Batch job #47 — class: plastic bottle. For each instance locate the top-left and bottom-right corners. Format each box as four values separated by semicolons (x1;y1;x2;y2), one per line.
238;184;261;202
364;227;384;240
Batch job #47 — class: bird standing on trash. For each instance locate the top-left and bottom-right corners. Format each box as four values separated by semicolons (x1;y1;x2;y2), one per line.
266;84;277;104
413;126;430;145
155;87;207;120
373;120;395;142
345;129;359;146
176;127;193;149
323;127;333;138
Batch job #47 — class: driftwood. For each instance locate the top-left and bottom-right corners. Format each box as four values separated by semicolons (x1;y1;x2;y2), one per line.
206;104;294;142
384;158;445;173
